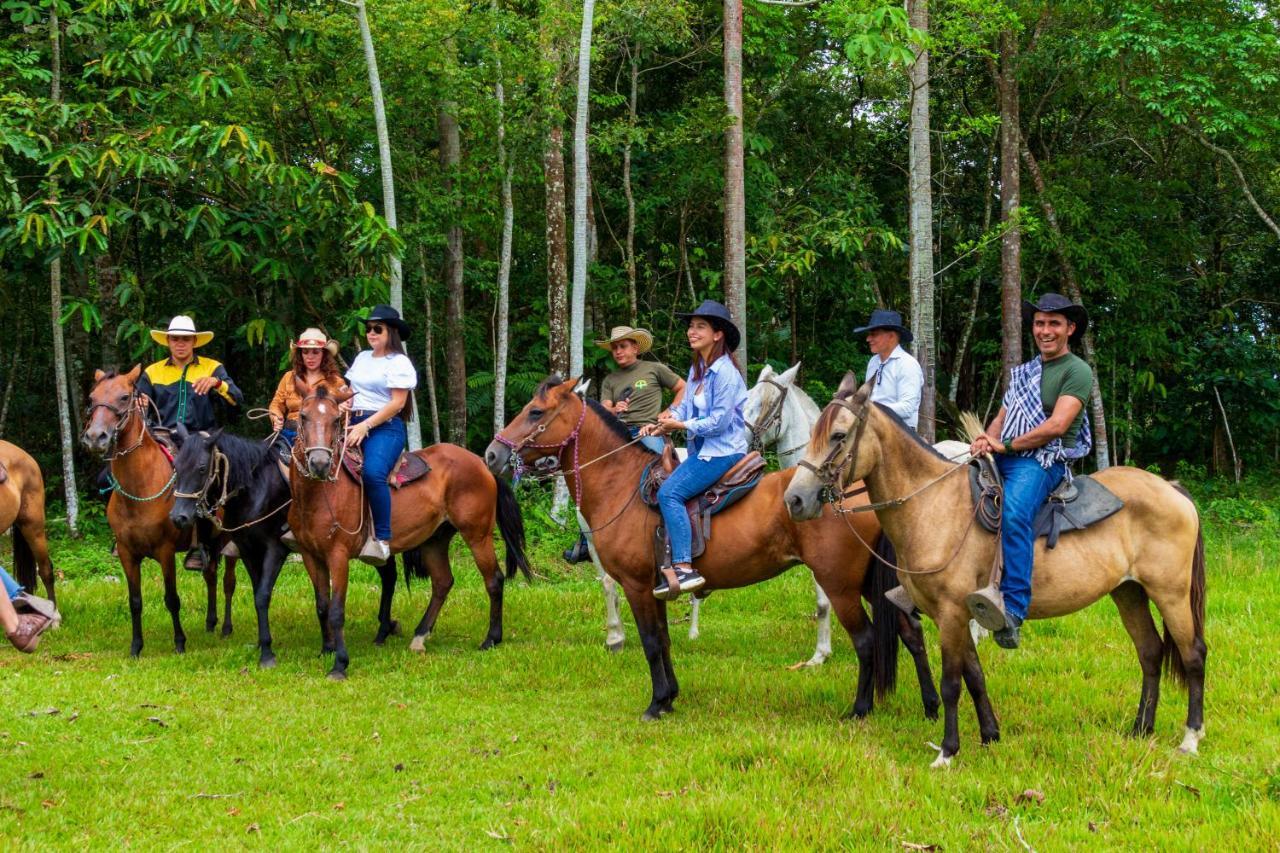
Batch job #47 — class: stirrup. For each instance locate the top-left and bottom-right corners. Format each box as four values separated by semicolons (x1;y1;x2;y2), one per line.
964;584;1008;632
358;538;390;567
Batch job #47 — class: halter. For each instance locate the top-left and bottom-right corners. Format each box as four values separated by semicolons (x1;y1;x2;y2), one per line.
83;391;145;460
796;396;869;501
746;377;789;452
173;443;235;522
493;395;589;504
291;394;350;483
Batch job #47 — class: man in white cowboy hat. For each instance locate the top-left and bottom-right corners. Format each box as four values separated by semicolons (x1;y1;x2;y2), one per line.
853;308;924;430
136;314;244;571
562;325;686;564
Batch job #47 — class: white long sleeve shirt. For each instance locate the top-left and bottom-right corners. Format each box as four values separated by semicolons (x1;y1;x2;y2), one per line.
864;345;924;430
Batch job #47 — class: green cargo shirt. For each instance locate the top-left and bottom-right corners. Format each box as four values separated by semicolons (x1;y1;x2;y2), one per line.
600;360;683;428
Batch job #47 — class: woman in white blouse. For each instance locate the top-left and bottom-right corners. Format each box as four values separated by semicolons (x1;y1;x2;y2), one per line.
344;305;418;566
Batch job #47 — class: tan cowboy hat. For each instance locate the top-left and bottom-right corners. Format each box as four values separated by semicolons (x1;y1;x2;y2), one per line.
290;327;340;358
594;325;653;354
150;315;213;348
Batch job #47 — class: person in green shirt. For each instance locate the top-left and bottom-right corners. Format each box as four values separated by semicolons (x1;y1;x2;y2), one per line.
563;325;686;564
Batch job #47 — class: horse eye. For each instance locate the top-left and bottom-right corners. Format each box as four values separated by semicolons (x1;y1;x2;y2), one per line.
118;394;129;403
528;408;544;420
831;431;847;443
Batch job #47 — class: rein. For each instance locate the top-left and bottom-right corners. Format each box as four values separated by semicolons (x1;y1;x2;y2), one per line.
174;443;293;533
746;377;789;452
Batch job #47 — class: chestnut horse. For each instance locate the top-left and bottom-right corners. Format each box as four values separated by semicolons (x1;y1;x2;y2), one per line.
290;382;530;680
82;367;237;655
0;441;57;608
785;375;1207;766
486;376;941;722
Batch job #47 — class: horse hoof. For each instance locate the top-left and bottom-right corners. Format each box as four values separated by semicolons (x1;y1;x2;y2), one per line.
326;670;347;682
259;656;277;670
390;620;402;637
788;656;825;671
640;710;663;722
606;641;623;654
842;705;870;720
924;704;940;721
930;752;953;770
205;622;217;634
408;635;427;653
478;637;499;651
221;626;233;639
1177;726;1204;755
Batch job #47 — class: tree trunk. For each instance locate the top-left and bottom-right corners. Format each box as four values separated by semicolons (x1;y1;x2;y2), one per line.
355;0;420;449
569;0;596;381
50;7;78;536
722;0;747;369
545;120;569;376
998;30;1022;392
492;0;514;434
907;0;935;442
439;104;467;445
949;133;997;404
417;246;442;445
1020;139;1111;469
623;50;639;325
0;313;22;438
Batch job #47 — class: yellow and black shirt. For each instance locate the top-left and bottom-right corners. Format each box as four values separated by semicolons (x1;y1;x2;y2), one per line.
136;355;244;431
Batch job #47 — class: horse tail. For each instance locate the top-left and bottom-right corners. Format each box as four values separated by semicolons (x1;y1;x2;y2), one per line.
13;525;37;592
400;547;426;591
1163;483;1206;687
494;475;532;580
864;532;901;700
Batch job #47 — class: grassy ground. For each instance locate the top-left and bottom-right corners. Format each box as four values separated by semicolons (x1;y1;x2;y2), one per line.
1;516;1278;849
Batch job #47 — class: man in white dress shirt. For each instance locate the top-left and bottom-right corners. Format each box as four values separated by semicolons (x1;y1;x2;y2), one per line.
854;309;924;429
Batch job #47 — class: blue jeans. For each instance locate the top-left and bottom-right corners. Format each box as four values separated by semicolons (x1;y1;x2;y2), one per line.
627;425;667;454
997;454;1065;622
657;453;744;565
1;566;21;600
353;414;406;541
280;427;297;448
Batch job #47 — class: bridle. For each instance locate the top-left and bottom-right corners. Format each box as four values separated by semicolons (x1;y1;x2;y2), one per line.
83;390;144;460
493;395;589;503
291;395;350;483
173;443;234;521
746;377;790;452
796;395;870;502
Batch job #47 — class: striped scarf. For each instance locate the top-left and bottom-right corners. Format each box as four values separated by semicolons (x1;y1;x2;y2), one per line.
1000;357;1092;471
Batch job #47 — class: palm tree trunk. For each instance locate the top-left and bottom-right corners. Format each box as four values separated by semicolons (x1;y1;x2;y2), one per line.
569;0;596;381
907;0;935;442
723;0;747;368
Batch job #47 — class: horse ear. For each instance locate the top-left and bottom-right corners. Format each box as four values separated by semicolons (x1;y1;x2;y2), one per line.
334;385;355;404
778;363;801;386
174;422;189;446
758;364;774;381
94;368;106;383
293;373;309;399
573;377;591;396
208;427;223;443
125;364;142;383
835;371;860;397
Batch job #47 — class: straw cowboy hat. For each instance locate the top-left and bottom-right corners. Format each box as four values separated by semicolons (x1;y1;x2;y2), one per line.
852;308;914;344
290;328;340;358
150;315;214;348
594;325;654;354
1022;292;1089;346
675;300;742;353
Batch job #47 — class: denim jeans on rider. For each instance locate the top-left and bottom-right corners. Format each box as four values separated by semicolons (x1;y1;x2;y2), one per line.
627;425;667;455
996;453;1066;622
657;452;744;565
352;413;406;541
1;565;22;600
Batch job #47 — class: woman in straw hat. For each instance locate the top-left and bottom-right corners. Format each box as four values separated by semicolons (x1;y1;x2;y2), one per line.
268;328;347;448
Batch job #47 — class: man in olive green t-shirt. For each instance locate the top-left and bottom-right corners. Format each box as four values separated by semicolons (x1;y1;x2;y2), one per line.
564;326;686;564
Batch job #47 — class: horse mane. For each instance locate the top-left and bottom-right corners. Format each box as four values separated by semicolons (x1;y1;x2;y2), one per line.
811;393;949;463
212;430;278;492
535;374;565;401
583;397;657;455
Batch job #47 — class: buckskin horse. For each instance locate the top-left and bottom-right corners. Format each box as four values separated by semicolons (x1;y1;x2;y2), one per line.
486;375;941;722
0;441;58;608
290;381;530;680
785;374;1207;767
81;367;238;655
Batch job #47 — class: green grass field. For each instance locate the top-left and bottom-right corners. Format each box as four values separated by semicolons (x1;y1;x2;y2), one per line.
1;518;1278;849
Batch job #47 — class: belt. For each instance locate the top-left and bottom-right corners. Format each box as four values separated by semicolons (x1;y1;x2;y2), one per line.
351;410;378;418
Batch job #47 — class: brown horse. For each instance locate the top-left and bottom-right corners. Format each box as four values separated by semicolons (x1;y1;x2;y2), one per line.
0;441;57;607
785;374;1208;766
82;367;238;655
485;376;941;721
290;382;530;680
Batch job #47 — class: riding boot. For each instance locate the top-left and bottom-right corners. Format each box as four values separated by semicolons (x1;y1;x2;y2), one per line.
884;584;917;615
993;613;1023;649
562;534;591;564
6;613;51;653
358;538;391;567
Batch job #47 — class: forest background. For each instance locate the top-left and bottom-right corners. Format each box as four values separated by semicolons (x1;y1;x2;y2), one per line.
2;0;1278;533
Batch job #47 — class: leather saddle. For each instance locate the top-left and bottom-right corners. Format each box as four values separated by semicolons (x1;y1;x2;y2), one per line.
640;445;766;565
969;456;1124;549
148;426;178;464
341;447;431;489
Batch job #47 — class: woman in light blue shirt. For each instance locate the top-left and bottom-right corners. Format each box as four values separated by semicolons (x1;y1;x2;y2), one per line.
640;300;748;599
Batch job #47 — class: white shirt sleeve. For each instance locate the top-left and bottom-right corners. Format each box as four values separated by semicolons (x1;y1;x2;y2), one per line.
385;354;418;390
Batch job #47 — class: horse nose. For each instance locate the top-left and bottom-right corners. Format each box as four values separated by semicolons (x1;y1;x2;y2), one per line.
82;429;107;454
786;492;809;520
484;442;508;474
307;450;331;478
170;506;192;530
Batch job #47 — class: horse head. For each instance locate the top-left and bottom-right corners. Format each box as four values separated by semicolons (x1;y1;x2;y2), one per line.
745;362;802;449
81;365;143;456
296;381;354;480
785;371;877;521
169;428;221;530
485;374;585;477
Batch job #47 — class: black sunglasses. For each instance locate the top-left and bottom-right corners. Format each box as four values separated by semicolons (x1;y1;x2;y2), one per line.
366;323;386;334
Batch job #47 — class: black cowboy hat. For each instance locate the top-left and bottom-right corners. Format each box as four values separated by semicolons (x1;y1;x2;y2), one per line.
675;299;741;353
1022;293;1088;345
363;304;411;341
852;308;913;344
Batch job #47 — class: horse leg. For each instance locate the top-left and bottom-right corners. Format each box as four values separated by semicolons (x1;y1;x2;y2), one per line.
960;639;1000;744
465;530;505;651
221;554;239;638
932;608;972;768
409;540;454;652
299;550;333;654
119;547;145;658
621;583;676;721
372;557;400;646
159;547;187;654
598;563;625;653
254;543;288;668
790;572;833;669
898;610;941;720
688;595;701;641
202;557;218;633
15;515;56;608
1149;586;1208;753
1111;582;1164;737
826;590;875;718
326;556;350;680
655;598;678;714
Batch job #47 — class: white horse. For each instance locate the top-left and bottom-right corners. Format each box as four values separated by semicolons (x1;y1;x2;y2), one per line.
589;363;971;657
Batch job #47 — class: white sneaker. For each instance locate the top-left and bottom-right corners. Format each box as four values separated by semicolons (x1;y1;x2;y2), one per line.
221;541;240;559
358;538;391;566
280;528;299;552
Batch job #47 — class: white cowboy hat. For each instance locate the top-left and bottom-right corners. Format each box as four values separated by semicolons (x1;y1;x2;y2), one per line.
290;327;340;358
594;325;653;354
150;315;214;348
